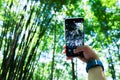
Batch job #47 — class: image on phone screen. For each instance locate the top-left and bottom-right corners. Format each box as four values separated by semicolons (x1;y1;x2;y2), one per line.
65;18;84;57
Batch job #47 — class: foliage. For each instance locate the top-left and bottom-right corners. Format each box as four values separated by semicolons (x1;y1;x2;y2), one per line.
0;0;120;80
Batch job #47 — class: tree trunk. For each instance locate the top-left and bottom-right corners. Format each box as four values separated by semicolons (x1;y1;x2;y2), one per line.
71;59;75;80
50;21;56;80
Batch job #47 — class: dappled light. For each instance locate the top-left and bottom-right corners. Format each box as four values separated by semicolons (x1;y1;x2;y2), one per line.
0;0;120;80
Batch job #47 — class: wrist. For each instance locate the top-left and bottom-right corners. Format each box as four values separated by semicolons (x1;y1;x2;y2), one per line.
86;59;104;73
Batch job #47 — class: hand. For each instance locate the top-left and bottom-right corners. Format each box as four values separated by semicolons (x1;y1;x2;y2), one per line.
63;45;99;63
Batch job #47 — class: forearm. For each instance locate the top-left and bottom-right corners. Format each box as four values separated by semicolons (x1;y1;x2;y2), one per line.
88;66;106;80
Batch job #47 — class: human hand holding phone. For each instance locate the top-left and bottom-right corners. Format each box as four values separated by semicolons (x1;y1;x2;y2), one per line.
63;45;99;62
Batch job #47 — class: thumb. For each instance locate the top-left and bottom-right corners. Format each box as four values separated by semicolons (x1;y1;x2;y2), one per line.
74;46;85;53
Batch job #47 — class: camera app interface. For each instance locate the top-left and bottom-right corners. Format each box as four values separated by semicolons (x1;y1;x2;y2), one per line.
65;20;83;56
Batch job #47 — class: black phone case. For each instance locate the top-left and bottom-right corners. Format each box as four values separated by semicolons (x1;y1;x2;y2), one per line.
65;18;84;57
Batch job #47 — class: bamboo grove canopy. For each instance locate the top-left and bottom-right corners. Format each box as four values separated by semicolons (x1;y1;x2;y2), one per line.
0;0;120;80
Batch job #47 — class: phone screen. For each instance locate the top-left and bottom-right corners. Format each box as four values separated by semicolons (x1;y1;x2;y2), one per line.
65;18;84;57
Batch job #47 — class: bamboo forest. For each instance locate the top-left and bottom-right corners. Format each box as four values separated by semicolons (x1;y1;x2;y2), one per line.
0;0;120;80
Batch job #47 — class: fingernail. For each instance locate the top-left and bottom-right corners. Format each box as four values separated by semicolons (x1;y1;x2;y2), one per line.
62;50;66;54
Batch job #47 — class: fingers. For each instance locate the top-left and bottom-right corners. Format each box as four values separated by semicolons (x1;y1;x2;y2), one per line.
74;46;85;53
63;49;72;60
63;45;66;54
63;45;89;60
63;45;99;62
62;49;66;54
74;45;90;54
63;45;72;60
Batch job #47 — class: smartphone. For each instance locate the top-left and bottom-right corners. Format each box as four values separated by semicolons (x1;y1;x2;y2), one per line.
65;18;84;57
